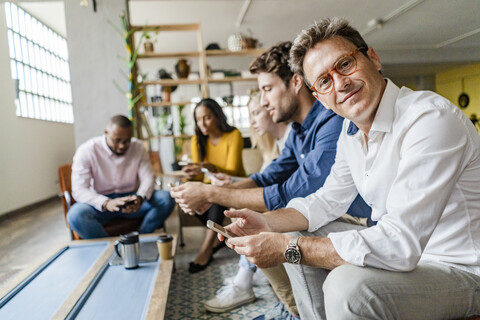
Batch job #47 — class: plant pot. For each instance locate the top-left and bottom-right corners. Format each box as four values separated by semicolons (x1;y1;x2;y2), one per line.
241;37;258;49
144;41;154;53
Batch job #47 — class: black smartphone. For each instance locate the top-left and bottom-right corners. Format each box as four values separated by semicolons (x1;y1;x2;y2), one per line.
120;199;136;209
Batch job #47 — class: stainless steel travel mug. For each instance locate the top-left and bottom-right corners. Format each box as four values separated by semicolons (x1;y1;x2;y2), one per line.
114;231;140;269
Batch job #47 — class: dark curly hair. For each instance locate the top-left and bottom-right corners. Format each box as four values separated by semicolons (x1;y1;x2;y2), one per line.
193;98;236;161
249;41;294;87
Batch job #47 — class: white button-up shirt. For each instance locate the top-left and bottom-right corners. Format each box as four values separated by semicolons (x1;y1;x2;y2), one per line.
72;136;155;211
288;80;480;275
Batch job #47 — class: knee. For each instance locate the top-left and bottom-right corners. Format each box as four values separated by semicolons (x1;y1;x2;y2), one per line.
323;264;372;316
67;203;92;226
149;190;175;208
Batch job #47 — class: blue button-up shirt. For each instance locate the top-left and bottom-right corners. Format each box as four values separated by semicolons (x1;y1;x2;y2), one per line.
250;100;371;218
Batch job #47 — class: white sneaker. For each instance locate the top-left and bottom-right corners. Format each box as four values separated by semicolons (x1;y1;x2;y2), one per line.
223;272;270;287
223;276;235;286
204;284;256;313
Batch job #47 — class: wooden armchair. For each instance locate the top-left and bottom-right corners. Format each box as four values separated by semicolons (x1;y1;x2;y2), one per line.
58;163;143;240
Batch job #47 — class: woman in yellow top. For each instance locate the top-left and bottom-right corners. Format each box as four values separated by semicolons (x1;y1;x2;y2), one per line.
182;98;245;273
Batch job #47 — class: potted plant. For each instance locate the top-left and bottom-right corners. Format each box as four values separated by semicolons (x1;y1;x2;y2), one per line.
143;29;157;53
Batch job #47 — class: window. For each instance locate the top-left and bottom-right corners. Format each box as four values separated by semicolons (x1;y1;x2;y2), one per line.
4;2;73;123
221;95;250;129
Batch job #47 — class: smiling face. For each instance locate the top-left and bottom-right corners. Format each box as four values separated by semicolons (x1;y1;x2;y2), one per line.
248;97;275;136
194;105;219;136
257;72;298;123
303;36;386;131
104;124;133;156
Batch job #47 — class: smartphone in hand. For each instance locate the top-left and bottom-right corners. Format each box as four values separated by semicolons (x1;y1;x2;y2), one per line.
120;198;136;209
201;167;214;180
207;220;235;239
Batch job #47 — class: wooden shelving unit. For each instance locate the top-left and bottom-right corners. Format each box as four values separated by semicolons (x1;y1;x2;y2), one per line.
128;21;265;148
208;76;258;83
137;51;201;59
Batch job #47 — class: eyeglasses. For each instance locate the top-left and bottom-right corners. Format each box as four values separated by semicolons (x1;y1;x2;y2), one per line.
309;47;366;95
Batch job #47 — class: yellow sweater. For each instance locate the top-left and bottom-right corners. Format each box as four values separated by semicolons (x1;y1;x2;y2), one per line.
191;129;246;178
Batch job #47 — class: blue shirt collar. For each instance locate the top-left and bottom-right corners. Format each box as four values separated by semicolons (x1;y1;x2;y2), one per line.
291;100;322;140
347;122;359;136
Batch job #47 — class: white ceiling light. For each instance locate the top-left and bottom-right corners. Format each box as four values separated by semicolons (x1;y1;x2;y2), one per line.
362;0;426;36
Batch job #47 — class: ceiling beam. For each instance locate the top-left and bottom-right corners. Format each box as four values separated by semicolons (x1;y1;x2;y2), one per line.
236;0;252;29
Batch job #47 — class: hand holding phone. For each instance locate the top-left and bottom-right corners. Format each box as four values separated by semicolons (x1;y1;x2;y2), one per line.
120;195;144;212
207;220;235;239
122;199;136;206
201;167;215;180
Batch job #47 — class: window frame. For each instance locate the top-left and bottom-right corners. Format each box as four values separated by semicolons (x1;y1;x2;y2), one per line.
4;2;73;123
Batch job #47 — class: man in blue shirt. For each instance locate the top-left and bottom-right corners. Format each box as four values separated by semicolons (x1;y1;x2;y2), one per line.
171;45;369;217
171;41;370;319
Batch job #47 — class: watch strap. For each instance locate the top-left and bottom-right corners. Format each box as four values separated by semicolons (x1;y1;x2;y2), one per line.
288;236;299;248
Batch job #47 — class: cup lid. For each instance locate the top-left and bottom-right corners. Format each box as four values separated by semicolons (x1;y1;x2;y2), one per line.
157;234;173;243
120;231;139;244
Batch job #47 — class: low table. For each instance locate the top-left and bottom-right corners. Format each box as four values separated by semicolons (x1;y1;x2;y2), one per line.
0;234;176;320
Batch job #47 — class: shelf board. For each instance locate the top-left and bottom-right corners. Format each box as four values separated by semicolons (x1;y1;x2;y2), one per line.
130;24;200;32
208;76;258;83
206;48;266;57
141;134;192;140
138;51;201;59
140;76;258;86
141;101;194;107
141;79;205;86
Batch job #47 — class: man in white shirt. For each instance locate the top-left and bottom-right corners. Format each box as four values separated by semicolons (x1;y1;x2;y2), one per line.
221;18;480;319
69;115;175;239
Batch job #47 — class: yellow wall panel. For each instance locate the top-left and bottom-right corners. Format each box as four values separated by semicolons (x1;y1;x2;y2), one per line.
465;77;480;117
436;63;480;120
436;79;462;106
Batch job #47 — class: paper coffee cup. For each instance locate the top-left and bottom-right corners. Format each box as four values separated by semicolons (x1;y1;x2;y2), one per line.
157;234;173;260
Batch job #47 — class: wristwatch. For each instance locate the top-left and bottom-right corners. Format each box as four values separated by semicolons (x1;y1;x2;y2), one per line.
284;237;301;264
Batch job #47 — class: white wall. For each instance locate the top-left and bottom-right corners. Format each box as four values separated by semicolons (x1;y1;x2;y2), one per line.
64;0;129;146
0;3;75;215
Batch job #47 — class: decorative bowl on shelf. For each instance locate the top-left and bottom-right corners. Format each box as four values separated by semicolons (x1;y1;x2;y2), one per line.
206;43;221;50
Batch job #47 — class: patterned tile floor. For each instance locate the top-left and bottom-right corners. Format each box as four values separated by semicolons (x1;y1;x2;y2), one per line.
165;246;278;319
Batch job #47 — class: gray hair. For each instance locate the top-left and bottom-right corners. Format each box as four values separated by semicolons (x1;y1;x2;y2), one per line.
289;17;369;86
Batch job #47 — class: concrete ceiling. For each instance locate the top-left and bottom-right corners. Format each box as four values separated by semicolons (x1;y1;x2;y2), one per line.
17;0;480;80
129;0;480;79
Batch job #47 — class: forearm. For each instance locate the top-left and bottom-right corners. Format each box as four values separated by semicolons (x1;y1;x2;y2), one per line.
263;208;309;232
225;177;258;189
73;187;108;211
297;236;347;270
207;185;268;212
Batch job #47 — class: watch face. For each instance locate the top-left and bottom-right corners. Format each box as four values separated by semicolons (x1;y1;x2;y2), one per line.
285;248;301;264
